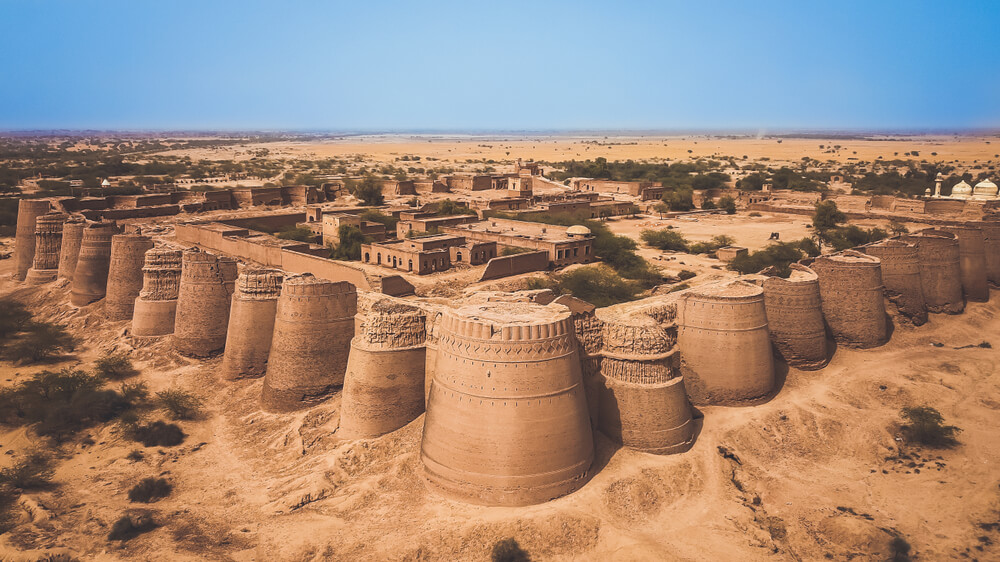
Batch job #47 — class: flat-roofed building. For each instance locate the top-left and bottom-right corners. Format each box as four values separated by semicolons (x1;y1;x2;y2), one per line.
443;218;595;267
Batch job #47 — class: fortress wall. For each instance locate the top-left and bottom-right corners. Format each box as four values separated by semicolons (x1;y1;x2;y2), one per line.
70;222;119;306
132;248;183;337
478;251;549;281
14;199;52;280
862;240;928;325
339;299;427;439
104;234;155;321
261;275;357;412
220;268;283;380
82;205;181;221
25;213;69;284
677;281;774;405
279;249;375;291
57;218;86;281
941;224;989;302
221;213;307;231
421;302;594;506
423;308;443;404
173;249;238;356
553;295;603;430
810;251;889;348
760;264;829;369
982;219;1000;286
900;230;965;313
925;199;967;215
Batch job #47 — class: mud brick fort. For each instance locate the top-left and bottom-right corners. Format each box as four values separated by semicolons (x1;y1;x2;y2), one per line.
9;164;1000;507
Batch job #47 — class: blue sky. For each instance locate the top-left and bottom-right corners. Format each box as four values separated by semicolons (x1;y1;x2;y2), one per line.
1;0;998;131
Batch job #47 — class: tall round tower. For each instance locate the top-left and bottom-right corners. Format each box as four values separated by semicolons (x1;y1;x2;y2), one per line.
554;294;603;431
760;264;828;369
261;275;357;412
810;251;889;348
24;212;69;284
596;303;694;454
13;199;52;281
173;249;238;356
941;224;989;302
57;217;86;281
220;268;283;380
901;229;965;313
70;222;118;306
862;239;928;325
131;248;183;337
677;281;774;405
104;233;155;321
982;218;1000;286
339;299;426;439
421;302;594;506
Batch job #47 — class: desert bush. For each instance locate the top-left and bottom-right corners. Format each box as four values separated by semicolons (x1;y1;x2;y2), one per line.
641;229;688;251
501;246;530;256
491;538;531;562
328;225;367;261
436;199;477;216
900;406;960;448
0;484;18;534
125;450;144;462
5;321;76;364
130;421;185;447
688;234;735;254
728;242;807;277
749;211;762;217
94;352;138;380
821;225;888;251
0;299;32;338
128;477;172;503
555;266;641;307
718;195;737;214
107;510;157;541
812;200;846;230
275;226;315;243
0;451;54;490
889;536;912;561
678;270;697;281
155;389;202;421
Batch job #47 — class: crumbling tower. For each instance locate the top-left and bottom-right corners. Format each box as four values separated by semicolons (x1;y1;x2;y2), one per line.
13;199;51;280
220;268;283;380
595;302;695;454
981;218;1000;286
554;294;603;430
863;239;928;325
261;275;357;412
941;224;989;302
760;264;828;369
173;249;238;356
339;299;426;439
421;302;594;506
424;308;443;404
677;281;774;405
70;222;118;306
24;212;69;284
57;217;86;281
104;233;155;321
901;229;965;313
810;251;889;348
131;248;183;337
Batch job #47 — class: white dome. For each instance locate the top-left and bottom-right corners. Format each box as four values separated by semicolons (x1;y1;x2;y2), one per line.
566;225;592;237
973;178;998;199
951;180;972;199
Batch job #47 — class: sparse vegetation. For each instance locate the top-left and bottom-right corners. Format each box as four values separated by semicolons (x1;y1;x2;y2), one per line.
348;175;384;206
328;224;368;261
500;246;530;256
688;234;736;255
678;269;697;280
275;225;315;243
94;352;138;380
0;299;32;337
108;510;157;542
4;321;76;365
436;198;477;216
129;421;185;447
0;450;55;490
727;240;817;277
641;229;688;251
529;265;641;307
491;537;531;562
900;406;961;448
155;388;202;421
128;477;172;503
889;536;912;561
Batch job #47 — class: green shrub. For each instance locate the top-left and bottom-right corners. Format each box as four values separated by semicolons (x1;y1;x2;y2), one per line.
128;477;172;503
491;538;531;562
107;511;157;541
130;421;185;447
555;266;641;307
350;175;384;206
436;199;477;216
727;242;806;277
821;225;888;251
155;389;202;421
329;225;368;261
687;235;735;255
889;536;912;561
359;209;399;233
641;229;688;251
900;406;960;448
678;270;697;281
0;451;54;490
275;226;315;243
501;246;530;256
812;200;846;230
0;299;32;338
4;321;76;364
94;352;138;380
718;195;737;214
0;484;17;533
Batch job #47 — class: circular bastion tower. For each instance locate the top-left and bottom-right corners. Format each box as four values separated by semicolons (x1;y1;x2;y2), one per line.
173;249;238;356
57;217;86;281
132;248;183;337
220;268;284;380
420;302;594;506
677;280;774;405
70;221;119;306
339;299;427;439
261;274;357;412
24;212;69;284
104;233;155;321
862;239;928;325
759;264;829;369
981;218;1000;286
941;224;989;303
595;303;695;454
13;199;51;281
900;229;965;314
810;251;889;349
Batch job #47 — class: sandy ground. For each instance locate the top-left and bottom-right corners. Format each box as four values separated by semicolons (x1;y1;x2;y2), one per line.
1;247;1000;560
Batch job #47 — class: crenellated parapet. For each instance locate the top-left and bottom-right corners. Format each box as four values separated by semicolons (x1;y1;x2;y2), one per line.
221;268;283;380
810;251;888;349
758;264;828;369
25;212;69;284
132;248;183;337
862;239;928;325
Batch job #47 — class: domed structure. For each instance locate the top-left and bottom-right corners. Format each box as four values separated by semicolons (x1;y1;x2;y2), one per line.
950;180;972;200
973;178;998;200
566;225;591;237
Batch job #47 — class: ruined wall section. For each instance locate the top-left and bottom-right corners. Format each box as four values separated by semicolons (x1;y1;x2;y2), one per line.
57;218;86;281
862;240;928;325
941;224;989;302
261;275;357;412
420;302;593;506
132;248;183;337
677;281;774;405
981;218;1000;286
760;264;829;369
901;229;965;313
25;212;69;284
70;222;118;306
14;199;52;280
104;233;155;320
221;268;283;380
173;249;238;356
810;251;888;349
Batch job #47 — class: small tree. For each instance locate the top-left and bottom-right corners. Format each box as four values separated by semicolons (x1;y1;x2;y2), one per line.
718;195;737;215
155;389;202;421
128;477;172;503
812;200;846;231
94;352;138;380
900;406;960;448
353;176;384;206
641;229;688;251
6;322;76;364
329;225;367;261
